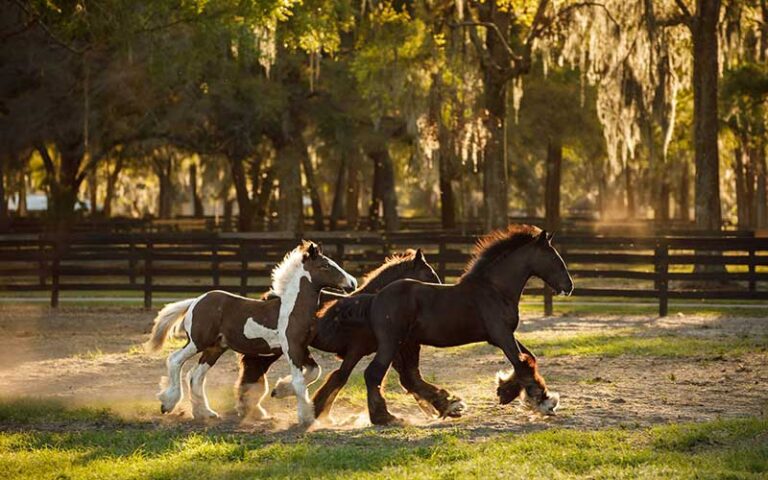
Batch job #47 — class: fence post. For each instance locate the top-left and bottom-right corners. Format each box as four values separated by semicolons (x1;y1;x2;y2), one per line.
38;239;47;288
656;240;669;317
129;238;137;285
239;241;248;297
212;241;220;287
748;246;756;294
50;239;60;308
543;287;553;316
438;239;447;281
144;240;153;309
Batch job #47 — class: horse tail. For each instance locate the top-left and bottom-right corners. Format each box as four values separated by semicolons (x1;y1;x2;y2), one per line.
144;298;196;352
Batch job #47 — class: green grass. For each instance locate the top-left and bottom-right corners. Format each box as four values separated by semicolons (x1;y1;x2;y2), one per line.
0;399;765;479
448;330;768;358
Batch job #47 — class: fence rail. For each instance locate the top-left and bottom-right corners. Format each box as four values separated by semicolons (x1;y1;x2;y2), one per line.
0;231;765;316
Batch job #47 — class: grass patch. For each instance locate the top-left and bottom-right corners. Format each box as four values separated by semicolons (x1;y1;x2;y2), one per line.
449;330;768;358
0;408;765;479
0;399;121;426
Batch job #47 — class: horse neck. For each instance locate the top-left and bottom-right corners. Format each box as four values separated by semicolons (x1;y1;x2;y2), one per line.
357;262;409;294
466;251;531;302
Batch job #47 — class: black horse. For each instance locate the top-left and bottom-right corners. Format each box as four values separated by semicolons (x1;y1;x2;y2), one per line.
234;249;456;420
362;225;573;424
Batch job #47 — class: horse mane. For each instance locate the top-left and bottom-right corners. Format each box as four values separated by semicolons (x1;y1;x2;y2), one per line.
268;243;310;298
461;224;541;280
358;249;417;292
316;250;417;318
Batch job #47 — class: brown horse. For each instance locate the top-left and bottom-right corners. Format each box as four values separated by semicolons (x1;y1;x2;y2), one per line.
234;249;454;420
144;241;356;426
362;225;573;424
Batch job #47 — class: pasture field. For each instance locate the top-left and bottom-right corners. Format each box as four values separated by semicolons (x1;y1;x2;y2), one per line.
0;304;766;479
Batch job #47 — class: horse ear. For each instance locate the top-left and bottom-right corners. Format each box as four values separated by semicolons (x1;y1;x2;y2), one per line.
538;230;549;243
546;231;554;242
414;248;425;263
315;242;323;255
304;241;319;260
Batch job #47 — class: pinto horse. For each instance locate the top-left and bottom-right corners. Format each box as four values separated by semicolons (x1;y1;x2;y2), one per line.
144;241;356;426
234;249;460;420
362;225;574;424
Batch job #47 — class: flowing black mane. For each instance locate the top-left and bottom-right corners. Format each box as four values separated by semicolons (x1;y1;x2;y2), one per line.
461;225;541;280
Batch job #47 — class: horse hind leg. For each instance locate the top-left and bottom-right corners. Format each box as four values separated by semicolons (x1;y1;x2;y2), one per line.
187;344;226;419
271;355;320;398
393;343;466;419
158;340;199;414
236;353;281;419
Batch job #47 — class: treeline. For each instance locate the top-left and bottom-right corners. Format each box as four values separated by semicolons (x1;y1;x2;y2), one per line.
0;0;766;232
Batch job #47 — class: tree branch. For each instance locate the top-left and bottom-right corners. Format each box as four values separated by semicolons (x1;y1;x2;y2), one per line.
35;144;56;179
674;0;694;20
451;21;521;64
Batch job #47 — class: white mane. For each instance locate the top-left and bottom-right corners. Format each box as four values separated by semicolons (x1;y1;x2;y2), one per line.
270;246;307;297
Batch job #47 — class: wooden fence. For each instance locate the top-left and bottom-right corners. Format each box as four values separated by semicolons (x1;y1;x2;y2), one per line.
0;232;765;316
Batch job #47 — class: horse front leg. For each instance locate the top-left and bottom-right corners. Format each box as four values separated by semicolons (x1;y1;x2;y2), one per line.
158;340;199;414
187;344;227;419
364;344;401;425
487;325;558;414
393;342;466;419
235;353;281;419
312;349;365;421
281;345;316;426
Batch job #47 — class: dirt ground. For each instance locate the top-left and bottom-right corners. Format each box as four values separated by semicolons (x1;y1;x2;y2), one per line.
0;304;766;436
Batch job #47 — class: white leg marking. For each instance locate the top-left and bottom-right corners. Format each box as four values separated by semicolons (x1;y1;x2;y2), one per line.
158;341;198;414
290;364;315;426
188;362;218;419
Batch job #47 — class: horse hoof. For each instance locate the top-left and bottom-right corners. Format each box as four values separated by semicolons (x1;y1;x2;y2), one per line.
371;414;402;426
160;405;169;414
442;399;467;418
193;410;220;420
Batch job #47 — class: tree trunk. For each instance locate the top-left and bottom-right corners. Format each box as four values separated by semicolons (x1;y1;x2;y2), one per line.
229;155;253;231
103;157;124;218
624;162;635;219
155;156;173;220
329;153;347;230
346;155;360;229
368;146;399;232
276;142;303;232
17;171;27;216
0;156;6;219
757;147;768;228
88;168;98;216
545;138;562;232
43;141;84;231
300;152;324;230
691;0;723;231
438;143;457;230
677;162;690;221
734;146;749;228
431;71;456;230
479;3;510;231
255;166;275;222
190;164;203;218
481;72;509;230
